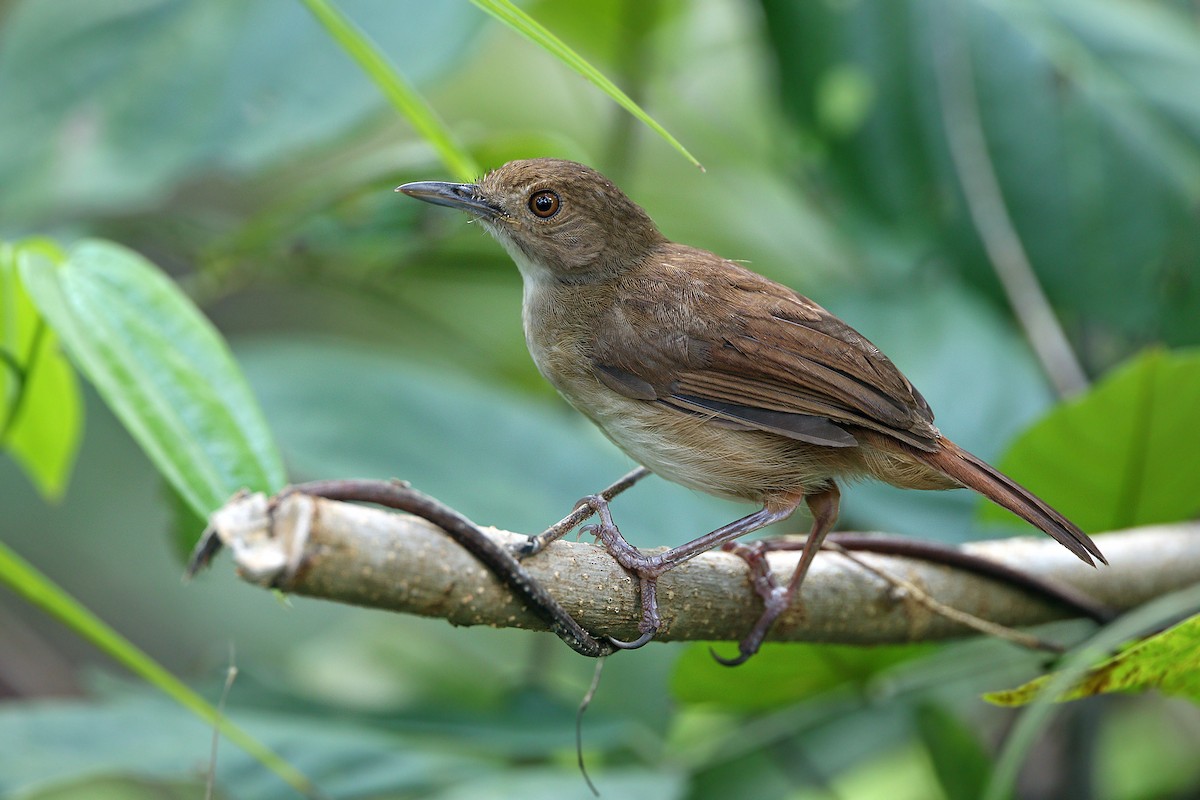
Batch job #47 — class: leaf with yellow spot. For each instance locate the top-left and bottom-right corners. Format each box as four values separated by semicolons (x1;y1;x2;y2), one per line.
985;614;1200;706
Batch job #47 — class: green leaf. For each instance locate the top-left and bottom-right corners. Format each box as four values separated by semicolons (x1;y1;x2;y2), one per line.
984;613;1200;707
982;582;1200;800
19;239;286;518
0;681;680;800
1;240;82;499
468;0;702;170
983;348;1200;532
983;0;1200;348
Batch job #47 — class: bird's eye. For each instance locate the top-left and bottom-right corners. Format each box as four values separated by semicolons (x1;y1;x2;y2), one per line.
528;190;560;218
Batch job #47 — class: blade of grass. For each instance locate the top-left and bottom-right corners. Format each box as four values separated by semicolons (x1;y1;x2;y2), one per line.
469;0;704;171
299;0;480;181
0;539;324;798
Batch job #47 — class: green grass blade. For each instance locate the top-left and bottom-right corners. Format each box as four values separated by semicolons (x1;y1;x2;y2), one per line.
469;0;703;171
0;539;322;798
300;0;480;180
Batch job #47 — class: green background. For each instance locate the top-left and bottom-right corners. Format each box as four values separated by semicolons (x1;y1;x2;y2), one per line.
2;1;1198;798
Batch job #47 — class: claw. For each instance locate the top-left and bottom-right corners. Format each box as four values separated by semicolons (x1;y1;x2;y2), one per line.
709;645;753;667
607;630;657;650
576;493;606;513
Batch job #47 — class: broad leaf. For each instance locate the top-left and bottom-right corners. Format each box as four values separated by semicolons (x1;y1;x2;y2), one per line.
19;240;286;517
983;348;1200;533
0;241;82;499
0;684;682;800
0;691;486;800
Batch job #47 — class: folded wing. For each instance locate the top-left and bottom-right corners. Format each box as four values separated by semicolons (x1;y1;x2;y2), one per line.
591;245;941;451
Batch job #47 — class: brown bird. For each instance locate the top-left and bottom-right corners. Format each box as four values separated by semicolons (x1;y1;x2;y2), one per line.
399;158;1105;663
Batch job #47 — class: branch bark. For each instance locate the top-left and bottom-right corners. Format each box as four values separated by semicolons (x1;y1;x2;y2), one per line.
199;491;1200;647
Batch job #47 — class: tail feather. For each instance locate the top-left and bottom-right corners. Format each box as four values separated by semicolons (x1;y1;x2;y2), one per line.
919;438;1107;567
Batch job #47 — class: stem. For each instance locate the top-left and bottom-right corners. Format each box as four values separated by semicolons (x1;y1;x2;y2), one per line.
932;1;1089;398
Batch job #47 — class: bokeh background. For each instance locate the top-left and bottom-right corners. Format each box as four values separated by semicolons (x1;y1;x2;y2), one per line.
2;1;1198;798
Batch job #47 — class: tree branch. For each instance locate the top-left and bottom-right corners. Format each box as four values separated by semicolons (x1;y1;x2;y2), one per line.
196;490;1200;647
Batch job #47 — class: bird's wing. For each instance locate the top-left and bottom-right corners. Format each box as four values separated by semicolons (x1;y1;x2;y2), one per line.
590;246;941;451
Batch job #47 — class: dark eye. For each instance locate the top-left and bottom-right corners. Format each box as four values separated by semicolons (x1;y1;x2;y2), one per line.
529;190;560;218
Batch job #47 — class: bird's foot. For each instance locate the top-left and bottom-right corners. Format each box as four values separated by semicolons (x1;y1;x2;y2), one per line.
515;466;652;560
710;540;800;666
577;494;667;649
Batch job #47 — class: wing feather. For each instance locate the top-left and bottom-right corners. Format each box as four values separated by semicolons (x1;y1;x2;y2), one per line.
590;245;940;451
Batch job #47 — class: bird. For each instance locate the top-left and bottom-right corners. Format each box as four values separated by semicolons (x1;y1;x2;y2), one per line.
398;158;1105;664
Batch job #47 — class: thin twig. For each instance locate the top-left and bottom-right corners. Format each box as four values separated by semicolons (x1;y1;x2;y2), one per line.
825;541;1065;653
828;533;1115;623
577;657;606;797
205;645;239;800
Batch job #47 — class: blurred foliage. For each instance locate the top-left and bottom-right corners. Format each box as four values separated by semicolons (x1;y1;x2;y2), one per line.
914;703;995;800
671;642;934;711
2;0;1199;799
760;0;1200;364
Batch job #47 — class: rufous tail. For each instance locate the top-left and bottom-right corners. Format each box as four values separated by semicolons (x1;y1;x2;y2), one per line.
920;438;1106;567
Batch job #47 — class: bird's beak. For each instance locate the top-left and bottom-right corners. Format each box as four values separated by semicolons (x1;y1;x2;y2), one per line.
396;181;503;219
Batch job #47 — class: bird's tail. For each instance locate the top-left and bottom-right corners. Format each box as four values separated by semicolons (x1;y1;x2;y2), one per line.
918;438;1107;567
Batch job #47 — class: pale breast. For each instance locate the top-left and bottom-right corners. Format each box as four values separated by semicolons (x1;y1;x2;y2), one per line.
569;384;851;503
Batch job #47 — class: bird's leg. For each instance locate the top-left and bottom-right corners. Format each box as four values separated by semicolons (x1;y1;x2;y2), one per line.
567;493;653;646
516;466;652;559
582;493;804;650
713;484;840;666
